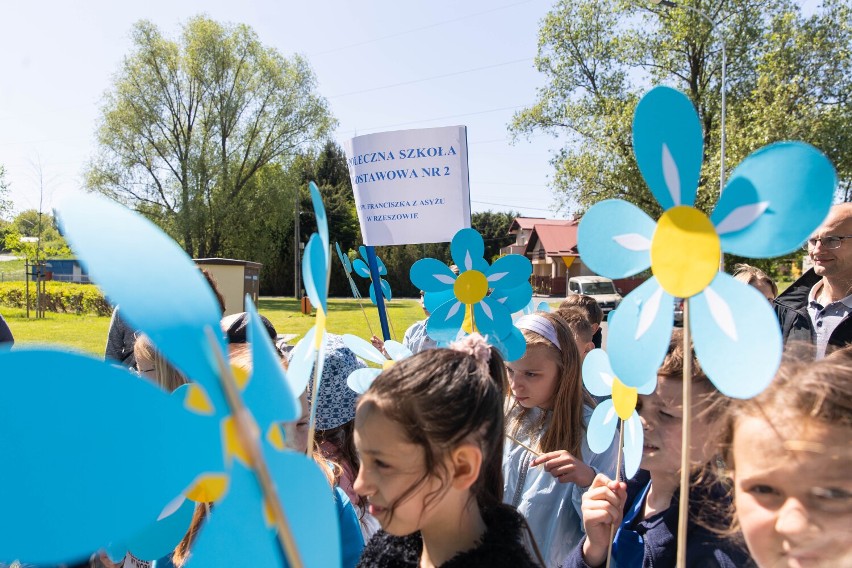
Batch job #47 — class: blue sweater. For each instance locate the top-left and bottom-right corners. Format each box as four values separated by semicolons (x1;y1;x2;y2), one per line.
563;470;753;568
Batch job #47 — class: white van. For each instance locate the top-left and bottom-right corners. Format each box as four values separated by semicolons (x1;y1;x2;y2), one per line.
567;276;623;316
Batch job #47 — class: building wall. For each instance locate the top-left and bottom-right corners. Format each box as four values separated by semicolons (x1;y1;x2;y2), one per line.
198;264;244;316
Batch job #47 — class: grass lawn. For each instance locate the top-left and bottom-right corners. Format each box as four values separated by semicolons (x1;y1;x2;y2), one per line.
0;297;427;356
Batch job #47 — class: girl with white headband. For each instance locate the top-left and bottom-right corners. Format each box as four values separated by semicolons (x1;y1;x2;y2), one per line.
503;311;618;566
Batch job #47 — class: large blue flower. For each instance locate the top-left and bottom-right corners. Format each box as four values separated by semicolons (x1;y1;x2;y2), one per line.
578;86;836;398
410;228;532;358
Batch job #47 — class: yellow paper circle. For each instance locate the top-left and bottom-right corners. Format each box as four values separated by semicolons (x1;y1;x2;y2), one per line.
454;270;488;305
612;377;638;421
650;206;720;298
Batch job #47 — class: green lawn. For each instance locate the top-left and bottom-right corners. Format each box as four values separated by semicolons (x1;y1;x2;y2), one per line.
0;297;427;356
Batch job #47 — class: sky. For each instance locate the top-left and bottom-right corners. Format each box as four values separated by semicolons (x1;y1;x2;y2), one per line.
0;0;822;222
0;0;568;220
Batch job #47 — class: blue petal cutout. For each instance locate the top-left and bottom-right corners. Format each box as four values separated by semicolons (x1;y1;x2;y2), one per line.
690;273;781;399
582;349;615;398
607;278;673;388
410;258;456;293
335;242;352;274
623;412;644;479
491;282;534;315
450;228;489;273
587;400;619;455
309;181;329;263
185;450;340;568
384;340;413;361
426;299;466;343
119;497;196;562
358;246;387;275
352;258;371;278
632;86;704;209
489;326;527;362
380;278;392;302
0;351;222;565
712;142;836;258
342;334;385;365
302;233;329;313
244;297;300;424
424;288;456;314
287;327;320;397
56;192;228;415
485;255;532;290
577;200;655;278
473;297;513;338
347;368;381;394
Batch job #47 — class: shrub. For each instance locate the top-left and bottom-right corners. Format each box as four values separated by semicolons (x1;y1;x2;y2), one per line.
0;282;111;316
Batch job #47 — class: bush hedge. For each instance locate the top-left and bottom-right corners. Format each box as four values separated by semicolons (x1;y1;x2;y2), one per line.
0;282;111;316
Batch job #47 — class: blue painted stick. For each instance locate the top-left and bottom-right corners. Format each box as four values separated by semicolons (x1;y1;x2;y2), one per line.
365;245;391;341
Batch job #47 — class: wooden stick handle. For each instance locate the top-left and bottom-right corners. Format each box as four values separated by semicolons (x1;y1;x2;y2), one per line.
506;434;541;457
605;423;625;568
676;301;692;568
206;328;304;568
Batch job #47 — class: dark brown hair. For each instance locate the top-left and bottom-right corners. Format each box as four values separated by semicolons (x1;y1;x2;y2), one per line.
358;340;508;519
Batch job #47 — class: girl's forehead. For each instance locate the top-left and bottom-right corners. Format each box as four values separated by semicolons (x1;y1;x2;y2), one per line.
512;343;558;365
733;415;850;479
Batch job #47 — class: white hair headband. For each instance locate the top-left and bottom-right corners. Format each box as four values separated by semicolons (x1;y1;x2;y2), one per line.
515;314;561;351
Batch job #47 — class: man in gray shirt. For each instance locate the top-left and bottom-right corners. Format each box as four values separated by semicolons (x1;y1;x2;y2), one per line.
775;203;852;358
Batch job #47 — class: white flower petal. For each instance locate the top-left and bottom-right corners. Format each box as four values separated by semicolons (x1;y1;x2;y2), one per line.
479;300;494;320
434;274;456;285
464;250;473;271
703;287;738;341
445;301;462;321
612;233;652;251
487;271;509;282
714;202;770;235
662;143;681;207
635;285;664;340
603;405;617;426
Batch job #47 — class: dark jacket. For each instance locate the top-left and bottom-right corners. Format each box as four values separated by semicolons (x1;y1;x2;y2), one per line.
0;313;13;346
563;470;753;568
774;269;852;353
357;504;540;567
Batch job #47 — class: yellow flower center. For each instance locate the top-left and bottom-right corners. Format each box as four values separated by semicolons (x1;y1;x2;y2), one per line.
650;206;720;298
612;377;638;421
454;270;488;305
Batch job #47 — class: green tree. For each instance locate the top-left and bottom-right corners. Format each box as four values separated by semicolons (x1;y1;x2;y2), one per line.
0;165;11;221
472;210;522;262
86;16;335;258
4;209;71;261
512;0;852;217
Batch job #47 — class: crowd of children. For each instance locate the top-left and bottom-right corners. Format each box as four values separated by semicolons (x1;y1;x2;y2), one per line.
7;255;852;568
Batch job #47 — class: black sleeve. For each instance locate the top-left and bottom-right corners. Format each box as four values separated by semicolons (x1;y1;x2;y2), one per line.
0;314;13;346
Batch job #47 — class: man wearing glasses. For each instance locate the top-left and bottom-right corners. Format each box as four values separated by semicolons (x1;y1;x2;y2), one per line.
775;203;852;358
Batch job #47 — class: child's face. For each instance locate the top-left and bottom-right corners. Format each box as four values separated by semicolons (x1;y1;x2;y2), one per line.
505;344;560;410
637;376;719;477
282;393;310;453
733;415;852;568
353;407;446;536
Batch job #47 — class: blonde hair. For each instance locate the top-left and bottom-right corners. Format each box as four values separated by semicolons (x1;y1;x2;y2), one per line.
732;263;777;298
509;311;592;456
133;334;188;393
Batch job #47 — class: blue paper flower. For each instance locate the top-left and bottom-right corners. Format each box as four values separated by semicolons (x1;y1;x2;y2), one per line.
335;242;362;300
582;349;656;479
577;86;837;399
353;245;392;304
341;334;413;393
0;190;341;567
410;228;532;359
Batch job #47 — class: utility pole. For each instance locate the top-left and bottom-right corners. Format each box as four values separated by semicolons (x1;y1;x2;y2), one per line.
294;185;301;300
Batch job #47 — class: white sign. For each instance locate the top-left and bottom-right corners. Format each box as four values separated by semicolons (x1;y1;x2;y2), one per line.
344;125;471;246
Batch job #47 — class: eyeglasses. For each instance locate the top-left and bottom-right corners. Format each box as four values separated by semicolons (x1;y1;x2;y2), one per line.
803;236;852;250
